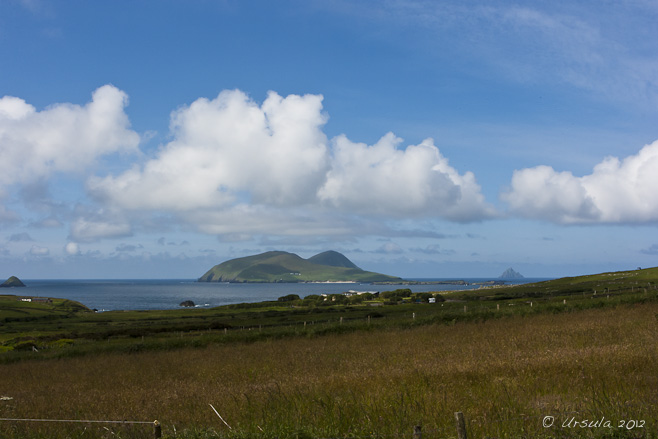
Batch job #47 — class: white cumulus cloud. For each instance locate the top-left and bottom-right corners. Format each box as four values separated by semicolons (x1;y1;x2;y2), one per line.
0;85;140;188
84;89;494;239
318;133;494;221
89;90;329;210
503;139;658;223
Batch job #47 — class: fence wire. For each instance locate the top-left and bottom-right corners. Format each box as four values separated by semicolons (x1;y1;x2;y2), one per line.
0;417;155;425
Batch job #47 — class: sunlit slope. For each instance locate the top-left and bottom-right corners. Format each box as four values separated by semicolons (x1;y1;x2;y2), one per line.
459;266;658;300
0;294;91;323
198;250;401;283
529;266;658;289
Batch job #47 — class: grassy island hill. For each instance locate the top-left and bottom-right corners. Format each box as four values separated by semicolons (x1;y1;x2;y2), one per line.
0;276;26;288
198;250;401;283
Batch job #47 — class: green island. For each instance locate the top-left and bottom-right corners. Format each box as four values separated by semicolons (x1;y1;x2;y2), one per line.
1;267;658;438
198;250;402;283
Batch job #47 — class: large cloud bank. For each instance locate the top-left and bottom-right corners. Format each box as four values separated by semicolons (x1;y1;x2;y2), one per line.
503;140;658;223
89;89;494;227
7;85;658;245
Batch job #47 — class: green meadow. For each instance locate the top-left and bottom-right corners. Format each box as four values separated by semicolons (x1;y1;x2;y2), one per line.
1;268;658;438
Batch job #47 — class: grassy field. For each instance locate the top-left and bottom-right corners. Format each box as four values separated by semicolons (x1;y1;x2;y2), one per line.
1;268;658;438
2;267;658;359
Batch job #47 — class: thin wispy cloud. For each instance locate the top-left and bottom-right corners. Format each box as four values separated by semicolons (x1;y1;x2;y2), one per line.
640;244;658;256
8;232;33;242
322;0;658;107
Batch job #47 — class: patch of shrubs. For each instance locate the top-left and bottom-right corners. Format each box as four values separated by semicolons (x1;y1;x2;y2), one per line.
380;289;412;300
13;340;37;351
48;339;74;349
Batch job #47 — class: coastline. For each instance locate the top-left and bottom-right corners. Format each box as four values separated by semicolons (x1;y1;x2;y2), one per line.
14;278;551;311
306;280;358;284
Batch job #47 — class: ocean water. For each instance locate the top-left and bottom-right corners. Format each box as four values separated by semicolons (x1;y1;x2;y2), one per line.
15;278;550;311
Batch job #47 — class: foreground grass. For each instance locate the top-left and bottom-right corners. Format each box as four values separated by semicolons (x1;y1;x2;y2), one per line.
1;302;657;438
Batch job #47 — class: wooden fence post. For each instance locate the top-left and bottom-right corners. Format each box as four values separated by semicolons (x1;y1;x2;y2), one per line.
455;412;467;439
413;424;422;439
153;420;161;439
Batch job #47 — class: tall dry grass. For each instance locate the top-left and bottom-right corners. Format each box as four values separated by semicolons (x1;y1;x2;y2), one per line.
1;302;657;438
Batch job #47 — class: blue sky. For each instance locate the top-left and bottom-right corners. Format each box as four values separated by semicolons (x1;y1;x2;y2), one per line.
1;0;658;279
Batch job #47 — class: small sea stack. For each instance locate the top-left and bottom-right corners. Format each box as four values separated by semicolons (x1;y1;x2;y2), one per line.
499;268;524;279
179;300;195;307
0;276;26;288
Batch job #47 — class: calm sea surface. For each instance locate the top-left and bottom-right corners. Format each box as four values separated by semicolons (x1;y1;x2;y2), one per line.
15;278;550;311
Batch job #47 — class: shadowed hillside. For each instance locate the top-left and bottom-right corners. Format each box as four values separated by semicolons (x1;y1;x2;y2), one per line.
307;250;360;269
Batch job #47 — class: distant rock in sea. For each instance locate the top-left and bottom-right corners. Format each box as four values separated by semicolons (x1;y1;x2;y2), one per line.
179;300;195;307
499;268;524;279
0;276;26;288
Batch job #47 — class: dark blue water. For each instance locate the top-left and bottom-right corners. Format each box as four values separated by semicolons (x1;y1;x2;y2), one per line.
16;278;550;311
